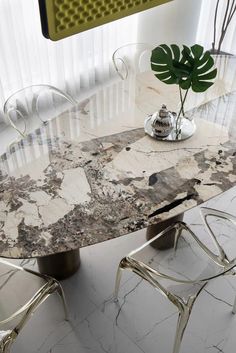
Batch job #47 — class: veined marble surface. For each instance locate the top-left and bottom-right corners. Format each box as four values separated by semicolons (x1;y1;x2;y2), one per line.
0;58;236;258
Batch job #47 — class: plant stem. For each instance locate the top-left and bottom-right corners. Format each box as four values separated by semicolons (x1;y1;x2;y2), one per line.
228;0;236;20
179;86;185;117
217;0;236;53
213;0;220;52
228;0;236;22
175;87;189;136
217;0;229;53
222;0;230;33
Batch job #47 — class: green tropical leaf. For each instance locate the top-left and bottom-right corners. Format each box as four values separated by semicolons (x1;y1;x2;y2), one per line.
179;78;191;90
151;47;178;85
173;61;191;76
182;45;194;66
160;44;173;59
151;44;217;93
170;44;181;61
151;64;169;72
196;56;214;75
198;51;211;66
156;75;177;84
191;81;214;93
191;44;204;59
197;69;218;81
155;71;173;80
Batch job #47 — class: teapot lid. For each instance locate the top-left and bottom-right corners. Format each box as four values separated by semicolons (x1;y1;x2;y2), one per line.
159;104;168;118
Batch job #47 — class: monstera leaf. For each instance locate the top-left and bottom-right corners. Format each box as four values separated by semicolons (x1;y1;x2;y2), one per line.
151;44;217;92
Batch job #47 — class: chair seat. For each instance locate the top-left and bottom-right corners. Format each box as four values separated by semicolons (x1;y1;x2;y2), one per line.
0;262;47;325
131;228;228;284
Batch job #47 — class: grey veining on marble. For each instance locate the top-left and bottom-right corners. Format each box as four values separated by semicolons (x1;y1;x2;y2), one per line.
0;67;236;258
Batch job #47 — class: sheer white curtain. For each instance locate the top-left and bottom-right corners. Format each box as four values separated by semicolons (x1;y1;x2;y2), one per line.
0;0;138;121
196;0;236;54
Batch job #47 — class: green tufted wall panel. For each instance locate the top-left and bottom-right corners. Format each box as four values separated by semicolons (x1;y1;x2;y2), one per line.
38;0;173;41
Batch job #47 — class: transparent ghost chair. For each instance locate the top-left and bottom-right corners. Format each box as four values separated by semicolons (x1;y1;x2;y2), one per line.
112;43;153;80
3;84;77;141
0;259;68;352
114;220;236;353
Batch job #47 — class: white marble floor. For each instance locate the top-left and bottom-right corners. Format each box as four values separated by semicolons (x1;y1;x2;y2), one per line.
9;187;236;353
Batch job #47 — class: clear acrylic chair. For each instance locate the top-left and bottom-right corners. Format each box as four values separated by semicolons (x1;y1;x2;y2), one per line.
112;43;153;80
3;84;77;140
114;220;236;353
0;259;68;353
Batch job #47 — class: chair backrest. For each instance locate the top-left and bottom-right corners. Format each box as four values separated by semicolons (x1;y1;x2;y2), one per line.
129;221;225;284
200;207;236;264
3;84;77;138
112;43;153;80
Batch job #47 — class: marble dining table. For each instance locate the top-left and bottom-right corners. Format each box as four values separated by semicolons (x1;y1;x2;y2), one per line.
0;55;236;278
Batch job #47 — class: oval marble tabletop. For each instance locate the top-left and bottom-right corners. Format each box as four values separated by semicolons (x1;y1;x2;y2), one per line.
0;57;236;259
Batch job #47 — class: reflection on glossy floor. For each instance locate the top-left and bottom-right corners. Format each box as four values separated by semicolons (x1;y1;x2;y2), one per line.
10;187;236;353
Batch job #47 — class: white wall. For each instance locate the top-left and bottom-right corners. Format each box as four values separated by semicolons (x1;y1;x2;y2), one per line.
137;0;203;46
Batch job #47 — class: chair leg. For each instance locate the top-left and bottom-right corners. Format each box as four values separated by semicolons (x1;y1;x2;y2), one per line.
174;226;182;251
114;266;123;301
172;285;205;353
2;340;11;353
232;294;236;314
2;330;17;353
173;304;192;353
114;260;127;301
56;282;69;321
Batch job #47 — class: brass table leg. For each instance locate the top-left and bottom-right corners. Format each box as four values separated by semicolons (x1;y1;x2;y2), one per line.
37;248;80;280
146;213;184;249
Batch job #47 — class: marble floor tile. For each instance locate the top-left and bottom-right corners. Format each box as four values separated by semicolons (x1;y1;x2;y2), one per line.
48;309;146;353
102;275;177;346
8;187;236;353
61;228;147;308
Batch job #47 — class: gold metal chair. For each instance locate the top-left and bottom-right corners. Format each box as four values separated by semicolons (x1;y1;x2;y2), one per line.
0;259;68;353
112;43;153;80
114;216;236;353
3;84;77;140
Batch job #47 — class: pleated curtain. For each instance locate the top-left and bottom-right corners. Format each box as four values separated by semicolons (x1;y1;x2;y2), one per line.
0;0;138;122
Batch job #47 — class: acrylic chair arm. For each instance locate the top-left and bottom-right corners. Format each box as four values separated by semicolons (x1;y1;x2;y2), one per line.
0;282;51;326
129;221;232;282
200;207;236;264
128;221;219;265
179;221;231;268
4;107;27;138
112;43;153;80
35;85;77;124
112;54;128;80
47;85;77;106
128;252;226;286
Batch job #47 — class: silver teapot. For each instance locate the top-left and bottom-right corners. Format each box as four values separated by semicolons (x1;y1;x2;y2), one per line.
151;104;174;138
